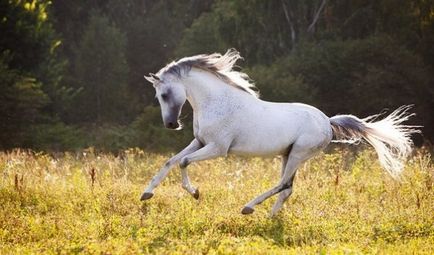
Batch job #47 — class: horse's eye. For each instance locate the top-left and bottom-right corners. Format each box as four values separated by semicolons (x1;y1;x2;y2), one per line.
161;93;168;100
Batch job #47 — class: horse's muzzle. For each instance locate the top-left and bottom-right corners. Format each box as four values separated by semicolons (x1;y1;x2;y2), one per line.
165;121;180;129
163;104;183;130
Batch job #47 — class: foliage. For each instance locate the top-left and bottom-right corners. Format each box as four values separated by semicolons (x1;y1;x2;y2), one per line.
17;106;195;152
0;0;54;73
0;56;49;149
300;36;431;114
0;149;433;253
247;61;316;104
0;0;75;149
130;106;194;152
175;11;228;58
72;11;129;124
23;122;86;151
177;0;331;64
0;0;74;116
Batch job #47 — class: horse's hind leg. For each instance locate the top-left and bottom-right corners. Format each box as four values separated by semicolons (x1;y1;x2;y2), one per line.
241;138;322;215
270;177;294;217
270;154;294;216
268;155;294;216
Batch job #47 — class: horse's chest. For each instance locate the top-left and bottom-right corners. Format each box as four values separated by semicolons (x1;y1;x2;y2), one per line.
193;100;263;146
193;114;235;145
194;123;230;143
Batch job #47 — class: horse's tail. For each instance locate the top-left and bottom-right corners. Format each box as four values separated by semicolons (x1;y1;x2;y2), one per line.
329;105;420;178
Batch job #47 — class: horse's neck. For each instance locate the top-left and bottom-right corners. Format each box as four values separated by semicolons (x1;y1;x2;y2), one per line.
183;70;238;112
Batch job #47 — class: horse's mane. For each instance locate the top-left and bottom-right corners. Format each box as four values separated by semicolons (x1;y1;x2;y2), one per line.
155;49;259;98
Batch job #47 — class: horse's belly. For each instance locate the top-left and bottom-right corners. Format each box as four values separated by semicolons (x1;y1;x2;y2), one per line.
228;128;296;156
229;144;289;157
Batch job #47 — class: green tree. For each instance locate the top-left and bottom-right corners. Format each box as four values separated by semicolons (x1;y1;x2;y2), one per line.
176;0;330;64
0;0;72;148
73;11;129;124
0;56;48;148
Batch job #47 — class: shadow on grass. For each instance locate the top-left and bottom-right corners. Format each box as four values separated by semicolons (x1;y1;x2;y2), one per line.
247;216;330;247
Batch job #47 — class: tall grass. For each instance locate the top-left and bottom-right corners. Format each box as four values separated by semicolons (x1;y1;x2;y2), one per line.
0;148;433;254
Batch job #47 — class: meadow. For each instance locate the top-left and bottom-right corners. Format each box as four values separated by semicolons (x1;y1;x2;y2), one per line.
0;148;432;254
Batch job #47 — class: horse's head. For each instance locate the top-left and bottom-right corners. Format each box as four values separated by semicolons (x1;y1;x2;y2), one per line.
145;73;186;130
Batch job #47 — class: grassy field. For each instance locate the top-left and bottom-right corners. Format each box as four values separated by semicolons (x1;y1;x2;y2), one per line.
0;148;433;254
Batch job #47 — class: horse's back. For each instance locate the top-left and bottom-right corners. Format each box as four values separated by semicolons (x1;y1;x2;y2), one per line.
227;100;332;156
260;101;331;133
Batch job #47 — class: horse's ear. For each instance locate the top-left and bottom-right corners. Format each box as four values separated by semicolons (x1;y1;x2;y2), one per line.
144;73;160;85
150;73;160;81
144;73;155;84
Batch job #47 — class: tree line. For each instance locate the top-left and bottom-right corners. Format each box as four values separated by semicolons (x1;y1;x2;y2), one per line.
0;0;432;151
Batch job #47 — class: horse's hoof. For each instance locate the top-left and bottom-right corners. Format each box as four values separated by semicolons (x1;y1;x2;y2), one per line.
193;189;200;200
140;192;154;201
241;206;254;215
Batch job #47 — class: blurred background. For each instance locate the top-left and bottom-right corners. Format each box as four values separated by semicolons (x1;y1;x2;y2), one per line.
0;0;432;152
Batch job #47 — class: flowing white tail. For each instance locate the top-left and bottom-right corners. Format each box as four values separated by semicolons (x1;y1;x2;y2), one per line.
330;105;420;178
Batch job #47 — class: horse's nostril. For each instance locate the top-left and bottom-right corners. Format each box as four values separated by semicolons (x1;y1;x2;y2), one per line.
166;122;179;129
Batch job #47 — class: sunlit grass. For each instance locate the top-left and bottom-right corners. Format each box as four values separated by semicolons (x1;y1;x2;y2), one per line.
0;148;433;254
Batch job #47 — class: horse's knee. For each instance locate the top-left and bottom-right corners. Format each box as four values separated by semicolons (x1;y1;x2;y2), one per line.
179;157;190;168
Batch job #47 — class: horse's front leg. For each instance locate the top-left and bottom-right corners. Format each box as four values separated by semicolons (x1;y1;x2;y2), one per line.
140;139;202;200
177;142;227;199
168;141;229;200
181;167;200;199
179;142;226;169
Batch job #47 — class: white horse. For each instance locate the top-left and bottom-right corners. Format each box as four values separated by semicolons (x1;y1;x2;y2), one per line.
141;49;418;216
